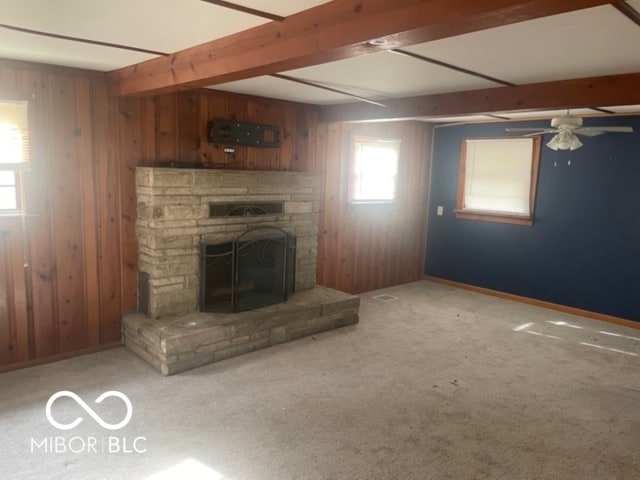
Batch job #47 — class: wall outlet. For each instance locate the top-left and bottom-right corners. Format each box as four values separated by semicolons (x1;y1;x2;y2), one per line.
437;206;444;216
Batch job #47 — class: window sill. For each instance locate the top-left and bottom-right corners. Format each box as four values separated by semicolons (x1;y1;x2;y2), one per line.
349;200;395;206
0;212;39;218
454;209;533;226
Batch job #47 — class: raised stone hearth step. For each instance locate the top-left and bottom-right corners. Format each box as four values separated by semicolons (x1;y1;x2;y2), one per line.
123;286;359;375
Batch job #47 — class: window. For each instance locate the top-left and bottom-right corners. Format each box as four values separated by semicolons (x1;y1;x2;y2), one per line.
348;136;401;204
0;171;19;211
0;99;29;212
455;137;540;225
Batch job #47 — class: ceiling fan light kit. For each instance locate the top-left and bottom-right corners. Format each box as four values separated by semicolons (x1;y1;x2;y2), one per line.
506;114;634;151
546;132;583;151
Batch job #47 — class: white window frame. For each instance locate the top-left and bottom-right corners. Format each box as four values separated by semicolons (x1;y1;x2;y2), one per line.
0;170;21;212
0;97;29;213
348;135;401;205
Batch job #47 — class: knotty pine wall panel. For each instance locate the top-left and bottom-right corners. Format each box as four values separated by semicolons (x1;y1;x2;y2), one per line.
315;121;432;294
0;59;319;371
0;60;123;368
163;89;317;170
0;218;29;365
47;72;89;353
1;57;429;370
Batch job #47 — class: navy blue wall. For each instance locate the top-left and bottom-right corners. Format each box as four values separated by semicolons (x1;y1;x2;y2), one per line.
424;115;640;322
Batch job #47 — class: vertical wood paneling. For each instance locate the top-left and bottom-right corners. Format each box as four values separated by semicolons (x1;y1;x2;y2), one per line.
317;123;341;288
0;230;14;365
0;60;128;364
315;121;432;294
141;97;157;162
176;91;200;163
76;76;100;347
5;58;432;369
22;70;59;358
314;123;328;283
0;218;29;365
118;97;142;315
48;72;87;352
93;78;123;343
0;58;321;370
154;93;177;162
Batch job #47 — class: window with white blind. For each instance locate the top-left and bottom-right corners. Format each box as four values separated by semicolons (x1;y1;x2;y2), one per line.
0;99;29;211
348;136;401;204
455;137;541;226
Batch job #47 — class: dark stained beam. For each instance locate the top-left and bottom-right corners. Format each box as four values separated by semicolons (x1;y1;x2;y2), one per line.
200;0;285;21
318;72;640;122
108;0;619;96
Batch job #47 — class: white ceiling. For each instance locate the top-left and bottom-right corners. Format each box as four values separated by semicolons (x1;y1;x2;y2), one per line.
404;5;640;85
1;0;640;122
215;51;497;105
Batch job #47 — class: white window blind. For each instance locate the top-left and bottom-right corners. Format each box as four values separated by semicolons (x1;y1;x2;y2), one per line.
463;138;534;215
0;100;30;170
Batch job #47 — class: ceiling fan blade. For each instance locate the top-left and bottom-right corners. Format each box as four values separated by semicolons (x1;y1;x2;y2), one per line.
574;126;634;137
573;129;605;137
505;127;557;133
580;126;633;133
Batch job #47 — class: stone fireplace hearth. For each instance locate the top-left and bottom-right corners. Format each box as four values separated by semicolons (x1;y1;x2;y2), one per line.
123;167;359;375
134;167;320;318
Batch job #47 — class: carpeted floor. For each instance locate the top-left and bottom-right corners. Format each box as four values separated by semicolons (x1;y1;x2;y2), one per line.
1;280;639;480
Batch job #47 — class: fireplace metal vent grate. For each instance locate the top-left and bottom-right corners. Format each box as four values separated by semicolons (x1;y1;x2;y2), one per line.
209;201;284;218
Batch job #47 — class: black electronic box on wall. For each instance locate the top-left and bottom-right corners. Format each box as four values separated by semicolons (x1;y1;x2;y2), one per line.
207;118;281;147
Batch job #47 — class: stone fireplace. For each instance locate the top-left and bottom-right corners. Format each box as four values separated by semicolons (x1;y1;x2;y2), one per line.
123;167;359;375
134;167;319;318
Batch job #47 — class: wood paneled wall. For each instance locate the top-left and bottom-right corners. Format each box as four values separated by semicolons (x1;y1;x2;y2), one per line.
0;218;28;365
118;90;317;171
0;60;125;370
0;58;430;370
0;59;317;371
315;121;432;294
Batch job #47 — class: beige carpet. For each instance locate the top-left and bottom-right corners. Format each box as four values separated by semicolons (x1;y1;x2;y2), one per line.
1;280;639;480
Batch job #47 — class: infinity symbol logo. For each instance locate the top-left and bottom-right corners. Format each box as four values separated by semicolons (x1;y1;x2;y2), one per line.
45;391;133;431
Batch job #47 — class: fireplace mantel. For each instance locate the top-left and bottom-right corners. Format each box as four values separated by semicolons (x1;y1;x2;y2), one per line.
135;167;320;318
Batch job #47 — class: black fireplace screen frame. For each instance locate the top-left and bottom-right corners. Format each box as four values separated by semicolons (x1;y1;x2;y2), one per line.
200;226;296;313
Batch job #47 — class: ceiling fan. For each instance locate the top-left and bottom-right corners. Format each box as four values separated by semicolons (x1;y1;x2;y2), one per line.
505;114;634;151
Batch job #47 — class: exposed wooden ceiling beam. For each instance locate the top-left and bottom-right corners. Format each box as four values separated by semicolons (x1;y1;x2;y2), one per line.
108;0;619;96
317;72;640;122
